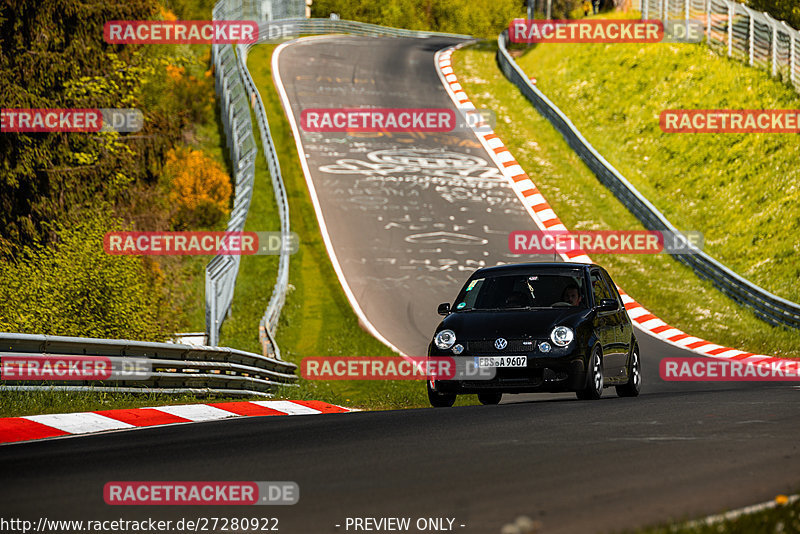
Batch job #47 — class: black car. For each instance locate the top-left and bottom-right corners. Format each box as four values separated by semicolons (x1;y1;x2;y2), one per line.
427;262;640;407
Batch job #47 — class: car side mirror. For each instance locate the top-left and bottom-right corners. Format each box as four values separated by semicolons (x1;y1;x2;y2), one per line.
437;303;451;316
597;298;619;312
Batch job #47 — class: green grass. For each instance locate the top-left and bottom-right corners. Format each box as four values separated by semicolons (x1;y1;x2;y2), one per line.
630;494;800;534
217;44;473;410
513;16;800;304
453;42;800;358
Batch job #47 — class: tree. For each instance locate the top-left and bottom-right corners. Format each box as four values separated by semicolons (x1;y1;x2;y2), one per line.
745;0;800;28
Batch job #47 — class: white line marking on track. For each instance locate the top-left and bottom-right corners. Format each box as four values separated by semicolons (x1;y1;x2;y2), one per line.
272;38;407;358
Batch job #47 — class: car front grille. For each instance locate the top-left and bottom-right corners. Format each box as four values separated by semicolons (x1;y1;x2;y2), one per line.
465;339;538;354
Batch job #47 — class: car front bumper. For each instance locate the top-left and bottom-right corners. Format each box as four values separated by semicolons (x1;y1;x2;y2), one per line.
429;352;589;394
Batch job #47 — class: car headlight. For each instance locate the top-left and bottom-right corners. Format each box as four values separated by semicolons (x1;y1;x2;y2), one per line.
550;326;574;347
434;329;457;350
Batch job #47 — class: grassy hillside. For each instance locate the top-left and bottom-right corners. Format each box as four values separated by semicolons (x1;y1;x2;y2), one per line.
453;42;799;358
514;27;800;304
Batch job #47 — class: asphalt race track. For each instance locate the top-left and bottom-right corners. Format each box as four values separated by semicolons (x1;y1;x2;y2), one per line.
272;35;552;357
2;36;798;534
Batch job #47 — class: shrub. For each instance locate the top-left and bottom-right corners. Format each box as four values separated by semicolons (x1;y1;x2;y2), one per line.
166;147;231;229
311;0;525;38
0;214;178;341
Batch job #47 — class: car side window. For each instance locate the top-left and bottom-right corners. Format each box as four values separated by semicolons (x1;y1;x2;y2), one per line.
600;270;623;306
590;270;611;305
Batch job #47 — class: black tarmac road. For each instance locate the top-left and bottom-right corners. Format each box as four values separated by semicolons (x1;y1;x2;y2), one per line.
2;36;798;534
272;35;550;357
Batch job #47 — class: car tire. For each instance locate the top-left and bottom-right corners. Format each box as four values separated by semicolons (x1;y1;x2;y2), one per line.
477;392;502;405
427;381;456;407
576;347;603;400
616;345;641;398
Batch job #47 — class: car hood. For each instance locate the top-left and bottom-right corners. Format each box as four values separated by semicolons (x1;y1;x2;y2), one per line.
439;308;592;339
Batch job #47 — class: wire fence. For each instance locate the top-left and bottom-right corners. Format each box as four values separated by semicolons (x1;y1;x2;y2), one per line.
497;29;800;329
641;0;800;92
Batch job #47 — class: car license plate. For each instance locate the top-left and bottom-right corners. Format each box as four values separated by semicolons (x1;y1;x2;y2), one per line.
476;356;527;368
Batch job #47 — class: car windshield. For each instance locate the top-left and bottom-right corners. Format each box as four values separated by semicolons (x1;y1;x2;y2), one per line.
452;271;588;311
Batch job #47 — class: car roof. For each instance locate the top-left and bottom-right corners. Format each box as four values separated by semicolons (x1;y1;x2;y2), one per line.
470;262;599;278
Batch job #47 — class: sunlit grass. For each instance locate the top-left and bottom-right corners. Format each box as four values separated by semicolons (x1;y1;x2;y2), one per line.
514;25;800;304
631;494;800;534
454;42;800;358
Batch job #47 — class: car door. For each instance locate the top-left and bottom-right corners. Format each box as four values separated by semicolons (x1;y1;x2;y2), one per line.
590;270;617;374
600;269;631;380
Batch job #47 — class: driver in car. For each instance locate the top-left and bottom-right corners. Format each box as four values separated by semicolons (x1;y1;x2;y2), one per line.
562;284;583;307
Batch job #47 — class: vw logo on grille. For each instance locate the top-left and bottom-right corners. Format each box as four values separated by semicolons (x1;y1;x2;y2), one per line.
494;338;508;350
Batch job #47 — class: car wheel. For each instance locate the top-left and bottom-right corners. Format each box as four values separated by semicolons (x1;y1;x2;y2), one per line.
576;347;603;400
616;345;641;397
427;381;456;407
477;392;502;405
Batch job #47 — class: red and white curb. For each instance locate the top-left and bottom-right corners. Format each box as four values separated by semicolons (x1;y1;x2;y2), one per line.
434;44;793;370
0;400;354;445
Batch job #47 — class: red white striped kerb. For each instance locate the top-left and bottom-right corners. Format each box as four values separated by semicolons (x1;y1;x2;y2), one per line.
0;400;353;445
434;44;791;371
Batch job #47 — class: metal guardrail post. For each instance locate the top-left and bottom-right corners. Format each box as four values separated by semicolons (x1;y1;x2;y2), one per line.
728;1;734;57
792;26;799;88
748;7;755;65
765;13;778;77
208;276;218;346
